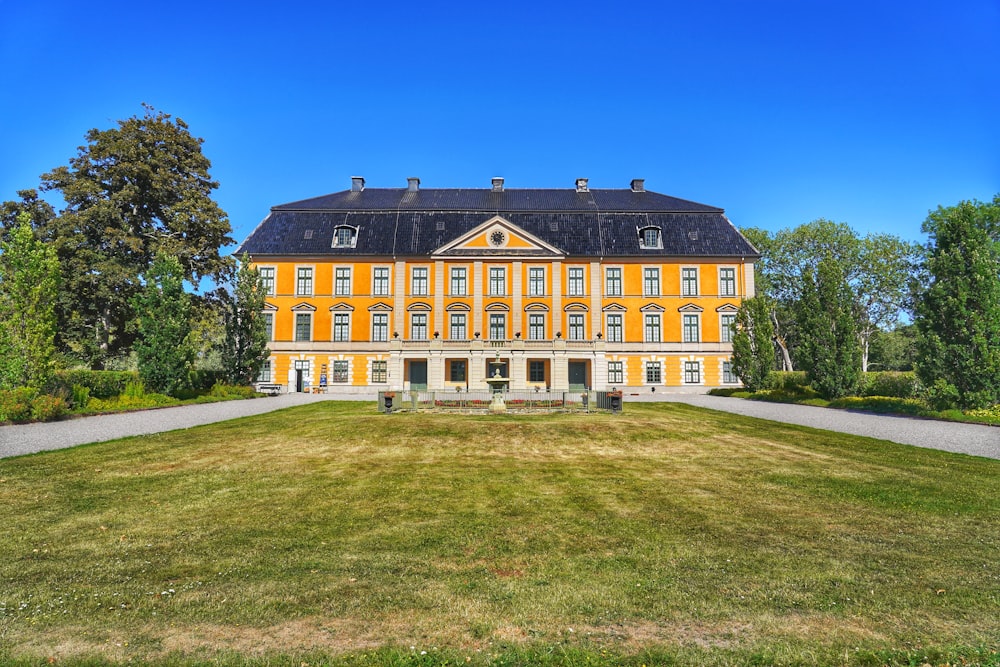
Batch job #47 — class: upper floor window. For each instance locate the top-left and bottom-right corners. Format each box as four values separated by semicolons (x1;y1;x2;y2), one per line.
410;313;428;340
262;312;274;341
295;312;312;341
489;313;506;340
682;268;699;296
568;313;586;341
371;313;389;342
411;267;428;296
373;267;390;296
605;267;622;297
639;226;662;249
489;267;506;296
450;313;467;340
720;312;737;343
528;267;545;296
333;313;351;342
296;267;313;296
567;267;585;296
606;313;623;342
644;314;661;343
528;313;545;340
334;267;351;296
719;268;737;297
683;313;700;343
258;267;275;296
450;267;467;296
643;268;660;297
332;226;357;248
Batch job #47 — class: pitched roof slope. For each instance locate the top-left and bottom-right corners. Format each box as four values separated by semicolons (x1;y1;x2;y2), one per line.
237;186;759;258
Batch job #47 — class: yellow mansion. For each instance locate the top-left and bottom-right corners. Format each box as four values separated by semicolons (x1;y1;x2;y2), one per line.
236;177;758;393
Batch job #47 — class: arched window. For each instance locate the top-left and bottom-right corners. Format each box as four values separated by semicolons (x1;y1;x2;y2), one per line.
332;225;358;248
638;226;662;249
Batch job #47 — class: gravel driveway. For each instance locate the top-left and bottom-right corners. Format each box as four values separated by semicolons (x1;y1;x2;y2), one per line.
1;391;997;460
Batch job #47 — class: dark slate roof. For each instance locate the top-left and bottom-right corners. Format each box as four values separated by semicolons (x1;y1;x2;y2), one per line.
237;187;759;259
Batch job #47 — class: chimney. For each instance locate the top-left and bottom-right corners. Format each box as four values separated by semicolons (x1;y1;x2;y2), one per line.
351;176;365;192
575;178;589;193
406;177;420;192
630;178;645;193
491;177;504;192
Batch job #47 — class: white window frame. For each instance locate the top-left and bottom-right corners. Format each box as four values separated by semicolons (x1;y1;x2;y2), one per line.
567;267;585;296
720;312;737;343
643;267;660;297
258;266;276;296
719;267;737;297
607;361;624;385
488;313;506;340
528;313;545;340
528;267;546;296
645;361;662;384
605;267;623;297
371;360;388;383
450;266;467;296
372;266;391;296
411;266;429;296
371;312;389;342
334;267;352;296
450;313;467;340
294;312;312;342
682;267;699;297
410;313;428;340
605;313;623;342
332;226;357;248
332;359;350;383
296;266;314;297
683;313;700;343
568;313;586;341
684;360;701;384
489;266;506;296
723;360;738;384
332;312;351;342
644;313;661;343
639;226;662;249
262;311;274;341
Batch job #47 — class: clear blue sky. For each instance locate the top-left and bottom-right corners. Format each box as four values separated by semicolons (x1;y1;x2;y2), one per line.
2;0;998;249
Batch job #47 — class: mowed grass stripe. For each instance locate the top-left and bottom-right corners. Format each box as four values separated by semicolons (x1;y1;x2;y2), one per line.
0;402;997;665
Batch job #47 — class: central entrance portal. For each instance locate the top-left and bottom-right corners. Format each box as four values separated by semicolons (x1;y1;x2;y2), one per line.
568;361;588;392
409;360;427;391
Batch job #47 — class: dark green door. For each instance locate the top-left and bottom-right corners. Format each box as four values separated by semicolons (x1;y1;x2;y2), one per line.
568;362;588;392
410;361;428;391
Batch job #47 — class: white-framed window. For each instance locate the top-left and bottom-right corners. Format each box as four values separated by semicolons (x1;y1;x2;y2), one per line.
489;267;506;296
489;313;506;340
723;361;738;384
645;361;662;384
450;313;466;340
373;267;391;296
262;312;274;341
528;267;545;296
295;312;312;341
608;361;624;384
720;312;737;343
371;360;388;383
644;313;661;342
334;267;351;296
682;267;699;296
605;267;622;297
332;226;357;248
567;267;585;296
684;361;701;384
643;268;660;296
258;267;276;296
410;313;428;340
332;360;350;383
296;267;313;296
411;267;429;296
606;313;623;342
683;314;700;343
639;227;662;249
450;267;467;296
372;313;389;342
568;313;585;340
719;267;737;297
528;313;545;340
257;360;272;383
333;313;351;342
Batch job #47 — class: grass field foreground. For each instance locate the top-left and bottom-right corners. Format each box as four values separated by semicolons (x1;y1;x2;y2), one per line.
1;402;998;666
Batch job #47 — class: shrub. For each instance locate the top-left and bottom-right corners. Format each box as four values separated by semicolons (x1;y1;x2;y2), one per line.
209;383;257;399
49;370;139;399
860;372;920;399
767;371;809;393
71;384;90;409
123;381;146;399
30;394;67;421
828;396;927;416
0;388;37;422
924;379;961;411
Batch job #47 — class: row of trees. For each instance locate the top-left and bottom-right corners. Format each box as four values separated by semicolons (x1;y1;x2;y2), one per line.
0;106;270;396
732;197;1000;409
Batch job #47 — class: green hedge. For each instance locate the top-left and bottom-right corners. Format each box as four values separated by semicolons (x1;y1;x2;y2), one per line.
47;370;140;399
860;372;920;399
0;388;68;423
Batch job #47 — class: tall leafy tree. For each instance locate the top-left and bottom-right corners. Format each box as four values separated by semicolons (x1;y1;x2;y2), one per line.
0;189;56;243
795;256;862;399
133;254;194;396
730;295;776;392
0;214;60;389
221;255;270;385
37;105;233;368
914;195;1000;409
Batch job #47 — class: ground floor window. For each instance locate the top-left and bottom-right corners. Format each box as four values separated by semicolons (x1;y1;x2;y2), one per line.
529;360;546;383
608;361;623;384
449;360;467;382
371;360;387;383
645;361;661;384
332;360;350;383
684;361;701;384
257;360;271;383
723;361;737;384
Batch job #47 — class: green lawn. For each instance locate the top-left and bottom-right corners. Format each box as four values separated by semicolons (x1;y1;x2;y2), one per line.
1;402;998;666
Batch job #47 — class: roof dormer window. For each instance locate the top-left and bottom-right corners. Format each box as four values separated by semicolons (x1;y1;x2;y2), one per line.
332;225;358;248
639;226;662;249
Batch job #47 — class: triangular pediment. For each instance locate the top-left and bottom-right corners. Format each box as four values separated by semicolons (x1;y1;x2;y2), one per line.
433;215;564;257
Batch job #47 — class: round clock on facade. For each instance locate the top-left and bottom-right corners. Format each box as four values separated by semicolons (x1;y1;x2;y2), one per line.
490;230;505;246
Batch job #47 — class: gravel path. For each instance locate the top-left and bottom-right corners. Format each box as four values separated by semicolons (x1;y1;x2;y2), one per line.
1;391;997;461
